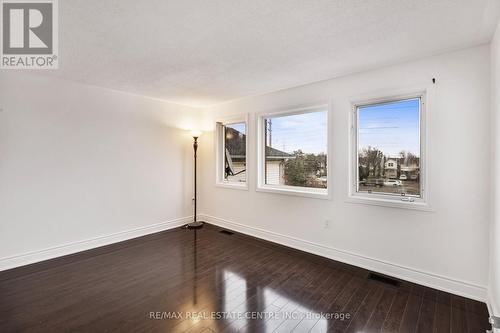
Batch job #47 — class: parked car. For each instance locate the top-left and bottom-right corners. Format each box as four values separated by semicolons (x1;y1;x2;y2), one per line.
384;179;402;187
410;174;418;180
399;174;407;180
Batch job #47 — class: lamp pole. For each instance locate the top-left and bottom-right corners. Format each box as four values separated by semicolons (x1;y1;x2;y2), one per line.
187;135;203;229
193;136;198;222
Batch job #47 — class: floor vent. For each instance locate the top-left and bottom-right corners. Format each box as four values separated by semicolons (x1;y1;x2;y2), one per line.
219;230;234;235
368;273;400;287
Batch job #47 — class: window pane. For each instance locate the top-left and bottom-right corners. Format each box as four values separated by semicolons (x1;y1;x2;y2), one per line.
264;110;327;189
357;98;421;197
224;122;246;183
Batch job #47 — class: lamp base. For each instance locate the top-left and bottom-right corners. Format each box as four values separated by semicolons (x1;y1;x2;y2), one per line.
186;221;204;229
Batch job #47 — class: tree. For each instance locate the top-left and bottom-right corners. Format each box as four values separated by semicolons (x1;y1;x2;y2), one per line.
399;150;419;166
360;146;384;178
359;165;369;180
381;155;386;177
304;153;327;177
283;150;327;187
284;150;308;187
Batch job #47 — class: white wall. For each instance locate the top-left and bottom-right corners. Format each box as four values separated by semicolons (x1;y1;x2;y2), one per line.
0;44;494;306
491;20;500;318
0;72;199;270
199;45;491;301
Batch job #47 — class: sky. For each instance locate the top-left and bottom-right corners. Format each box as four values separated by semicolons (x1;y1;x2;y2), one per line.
266;110;327;154
358;98;420;157
226;99;419;157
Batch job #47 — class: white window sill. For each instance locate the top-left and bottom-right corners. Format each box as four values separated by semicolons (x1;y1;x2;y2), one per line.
256;185;330;200
346;194;433;211
215;182;248;191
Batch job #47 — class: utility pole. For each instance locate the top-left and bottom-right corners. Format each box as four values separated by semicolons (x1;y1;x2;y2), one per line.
267;119;272;146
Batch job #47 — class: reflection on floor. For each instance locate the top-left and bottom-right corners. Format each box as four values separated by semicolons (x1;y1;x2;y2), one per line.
0;224;490;332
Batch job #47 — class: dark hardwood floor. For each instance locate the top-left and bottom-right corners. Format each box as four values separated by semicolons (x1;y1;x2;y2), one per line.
0;224;491;332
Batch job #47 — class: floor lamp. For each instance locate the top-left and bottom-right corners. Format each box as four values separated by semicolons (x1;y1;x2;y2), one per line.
186;130;204;229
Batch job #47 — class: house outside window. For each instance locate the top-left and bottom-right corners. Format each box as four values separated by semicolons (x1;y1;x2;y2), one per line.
350;93;427;208
216;117;248;189
257;105;330;199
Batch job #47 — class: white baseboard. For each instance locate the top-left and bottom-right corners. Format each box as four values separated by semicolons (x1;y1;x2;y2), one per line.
488;291;500;332
0;216;191;272
1;214;489;304
200;213;488;303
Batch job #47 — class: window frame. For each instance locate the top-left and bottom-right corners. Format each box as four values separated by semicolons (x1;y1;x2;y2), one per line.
256;104;332;199
215;115;249;190
348;91;430;210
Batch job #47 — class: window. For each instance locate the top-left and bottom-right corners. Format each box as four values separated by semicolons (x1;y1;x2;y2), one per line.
257;106;329;198
216;118;247;188
352;94;426;205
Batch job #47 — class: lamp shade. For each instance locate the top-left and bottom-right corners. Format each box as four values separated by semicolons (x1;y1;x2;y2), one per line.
191;130;202;138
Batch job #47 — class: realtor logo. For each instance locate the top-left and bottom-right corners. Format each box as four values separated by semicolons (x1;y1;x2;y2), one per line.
1;0;58;69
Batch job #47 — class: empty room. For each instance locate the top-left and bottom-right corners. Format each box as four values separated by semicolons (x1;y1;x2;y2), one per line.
2;0;500;332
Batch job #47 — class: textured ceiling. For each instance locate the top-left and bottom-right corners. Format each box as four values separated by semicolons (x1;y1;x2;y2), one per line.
35;0;500;107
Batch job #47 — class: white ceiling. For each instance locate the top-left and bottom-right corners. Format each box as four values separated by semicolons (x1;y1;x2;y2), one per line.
38;0;500;107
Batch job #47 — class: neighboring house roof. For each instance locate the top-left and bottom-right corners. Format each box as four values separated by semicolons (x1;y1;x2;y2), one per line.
225;127;291;160
265;146;293;159
225;127;246;159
